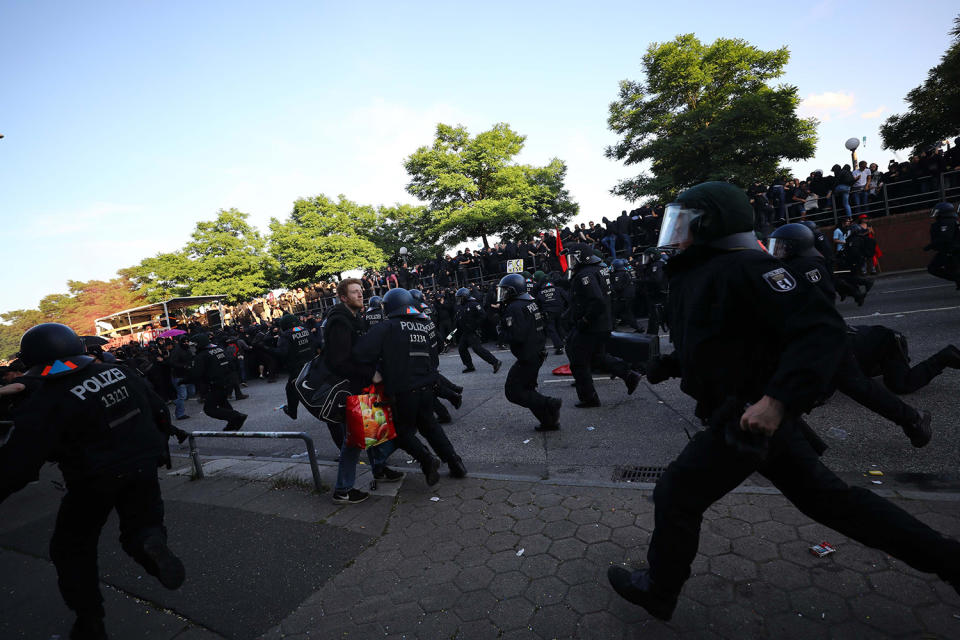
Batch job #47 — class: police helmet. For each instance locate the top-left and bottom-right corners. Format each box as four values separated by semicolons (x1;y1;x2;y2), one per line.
931;202;958;219
563;243;601;274
612;259;627;271
409;289;425;303
368;295;383;309
455;287;471;301
383;288;417;318
659;182;755;251
496;274;527;303
767;223;819;259
19;323;94;377
279;313;300;331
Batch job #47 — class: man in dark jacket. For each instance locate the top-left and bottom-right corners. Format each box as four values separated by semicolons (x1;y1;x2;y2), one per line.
454;288;502;373
193;333;246;431
1;324;186;640
608;181;960;621
274;313;320;420
167;337;194;420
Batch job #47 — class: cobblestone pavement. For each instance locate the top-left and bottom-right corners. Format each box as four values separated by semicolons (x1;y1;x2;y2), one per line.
256;468;960;639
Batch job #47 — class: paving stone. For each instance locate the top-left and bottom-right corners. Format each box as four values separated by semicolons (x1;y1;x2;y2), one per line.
506;489;535;506
566;581;612;614
485;548;524;573
548;537;589;561
529;603;579;639
517;533;552;555
485;531;521;553
575;611;628;640
916;602;960;639
541;519;578;540
810;567;869;598
683;573;735;606
482;488;511;504
763;612;830;639
610;524;647;549
848;592;923;636
732;536;779;563
531;491;564;507
709;517;752;539
584;540;625;562
454;545;492;568
789;586;851;623
540;505;571;523
709;553;758;582
454;590;499;622
521;554;560;580
752;520;799;544
488;570;530;600
770;505;814;526
414;610;460;638
556;558;599;586
421;560;461;586
708;602;765;639
506;503;539;521
829;543;888;574
868;569;940;607
488;596;535;631
454;565;495;592
575;522;612;544
698;529;732;557
512;517;546;536
419;584;461;612
733;581;791;618
599;508;636;529
730;504;772;524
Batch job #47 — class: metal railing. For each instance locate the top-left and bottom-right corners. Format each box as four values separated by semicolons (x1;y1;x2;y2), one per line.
186;431;325;492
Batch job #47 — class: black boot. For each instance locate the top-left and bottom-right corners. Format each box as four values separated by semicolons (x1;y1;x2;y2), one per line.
141;535;186;590
902;410;933;448
607;566;678;621
624;370;642;395
935;345;960;369
421;455;441;486
448;456;467;478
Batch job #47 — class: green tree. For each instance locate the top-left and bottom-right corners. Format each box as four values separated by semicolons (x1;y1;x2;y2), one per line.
268;195;386;284
606;34;817;202
367;203;440;266
184;208;276;303
121;251;195;303
0;309;46;360
404;123;578;247
880;16;960;153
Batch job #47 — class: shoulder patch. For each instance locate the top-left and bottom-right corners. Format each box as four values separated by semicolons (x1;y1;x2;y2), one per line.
804;269;822;283
761;267;797;292
581;276;590;285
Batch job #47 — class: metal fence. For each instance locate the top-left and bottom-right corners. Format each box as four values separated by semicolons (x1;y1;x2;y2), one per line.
186;430;325;492
786;169;960;228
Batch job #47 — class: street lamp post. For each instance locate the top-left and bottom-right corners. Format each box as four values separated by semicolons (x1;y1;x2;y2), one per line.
845;137;860;167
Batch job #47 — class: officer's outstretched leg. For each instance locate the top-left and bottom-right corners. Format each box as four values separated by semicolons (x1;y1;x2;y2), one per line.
283;377;300;420
433;397;452;423
505;357;560;430
417;389;466;477
203;384;247;430
467;333;501;371
545;313;564;353
764;426;960;582
612;428;753;620
567;330;600;407
882;345;960;394
392;390;443;485
458;336;475;372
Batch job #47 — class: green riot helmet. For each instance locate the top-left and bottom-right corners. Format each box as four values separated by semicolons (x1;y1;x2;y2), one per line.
659;182;756;251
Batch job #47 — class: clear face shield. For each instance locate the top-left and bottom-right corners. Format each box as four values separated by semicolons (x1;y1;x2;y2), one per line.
496;286;514;303
564;252;580;279
657;203;704;251
766;237;790;258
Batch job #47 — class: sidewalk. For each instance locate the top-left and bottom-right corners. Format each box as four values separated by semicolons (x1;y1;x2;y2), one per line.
3;456;960;639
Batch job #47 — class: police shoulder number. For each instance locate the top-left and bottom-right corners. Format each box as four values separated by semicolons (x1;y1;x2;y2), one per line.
761;267;797;292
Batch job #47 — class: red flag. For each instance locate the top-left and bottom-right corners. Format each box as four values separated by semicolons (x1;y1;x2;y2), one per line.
555;227;568;272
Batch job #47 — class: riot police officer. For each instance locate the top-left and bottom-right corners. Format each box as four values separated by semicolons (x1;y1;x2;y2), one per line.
410;288;463;423
454;287;502;374
497;274;562;431
638;248;668;334
769;223;933;447
193;333;247;431
275;313;321;420
363;295;385;329
535;274;568;355
608;181;960;620
611;259;642;332
564;245;641;407
354;288;466;481
925;201;960;288
1;324;186;640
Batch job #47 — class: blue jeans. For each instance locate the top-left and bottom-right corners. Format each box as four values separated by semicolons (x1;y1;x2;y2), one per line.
172;377;188;418
850;189;867;214
334;434;396;493
601;234;617;257
834;185;852;218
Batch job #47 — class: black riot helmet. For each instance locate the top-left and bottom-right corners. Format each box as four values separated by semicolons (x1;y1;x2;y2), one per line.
455;287;471;302
563;243;601;275
497;273;528;302
767;223;819;259
368;295;383;309
409;289;425;303
659;181;757;251
279;313;300;331
382;288;417;318
612;259;627;272
931;202;958;219
19;323;94;377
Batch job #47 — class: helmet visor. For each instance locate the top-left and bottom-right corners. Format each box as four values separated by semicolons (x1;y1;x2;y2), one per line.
657;203;704;250
766;237;789;258
565;252;580;278
496;286;513;303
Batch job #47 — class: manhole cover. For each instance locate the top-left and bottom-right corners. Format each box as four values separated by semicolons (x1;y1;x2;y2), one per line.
612;465;666;483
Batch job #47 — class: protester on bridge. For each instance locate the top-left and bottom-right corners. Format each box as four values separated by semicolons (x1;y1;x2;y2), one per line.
1;323;187;640
611;181;960;621
925;201;960;289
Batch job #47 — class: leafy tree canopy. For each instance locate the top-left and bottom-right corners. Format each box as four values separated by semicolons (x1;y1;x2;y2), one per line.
606;34;817;202
268;194;386;284
404;123;577;247
880;16;960;154
367;203;440;267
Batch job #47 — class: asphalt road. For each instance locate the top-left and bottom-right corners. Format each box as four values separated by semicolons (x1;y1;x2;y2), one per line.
174;270;960;488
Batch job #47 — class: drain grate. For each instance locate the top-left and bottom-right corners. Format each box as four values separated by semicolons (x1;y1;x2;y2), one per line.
612;465;666;483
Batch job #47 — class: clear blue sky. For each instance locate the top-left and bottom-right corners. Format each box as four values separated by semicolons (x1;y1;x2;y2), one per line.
1;0;956;316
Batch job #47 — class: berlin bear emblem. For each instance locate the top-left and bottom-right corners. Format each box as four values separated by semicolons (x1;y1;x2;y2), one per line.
805;269;822;283
761;267;797;292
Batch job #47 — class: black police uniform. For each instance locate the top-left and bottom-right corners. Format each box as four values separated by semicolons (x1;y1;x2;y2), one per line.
501;295;560;428
455;297;499;371
645;245;960;603
925;215;960;286
567;261;635;405
363;304;385;329
354;313;460;479
639;254;668;333
193;341;247;429
611;267;642;331
849;325;960;394
535;281;567;353
783;253;836;303
1;361;183;626
274;324;320;419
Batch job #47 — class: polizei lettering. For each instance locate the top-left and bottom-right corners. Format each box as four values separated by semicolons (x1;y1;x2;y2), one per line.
399;321;427;332
70;367;128;400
